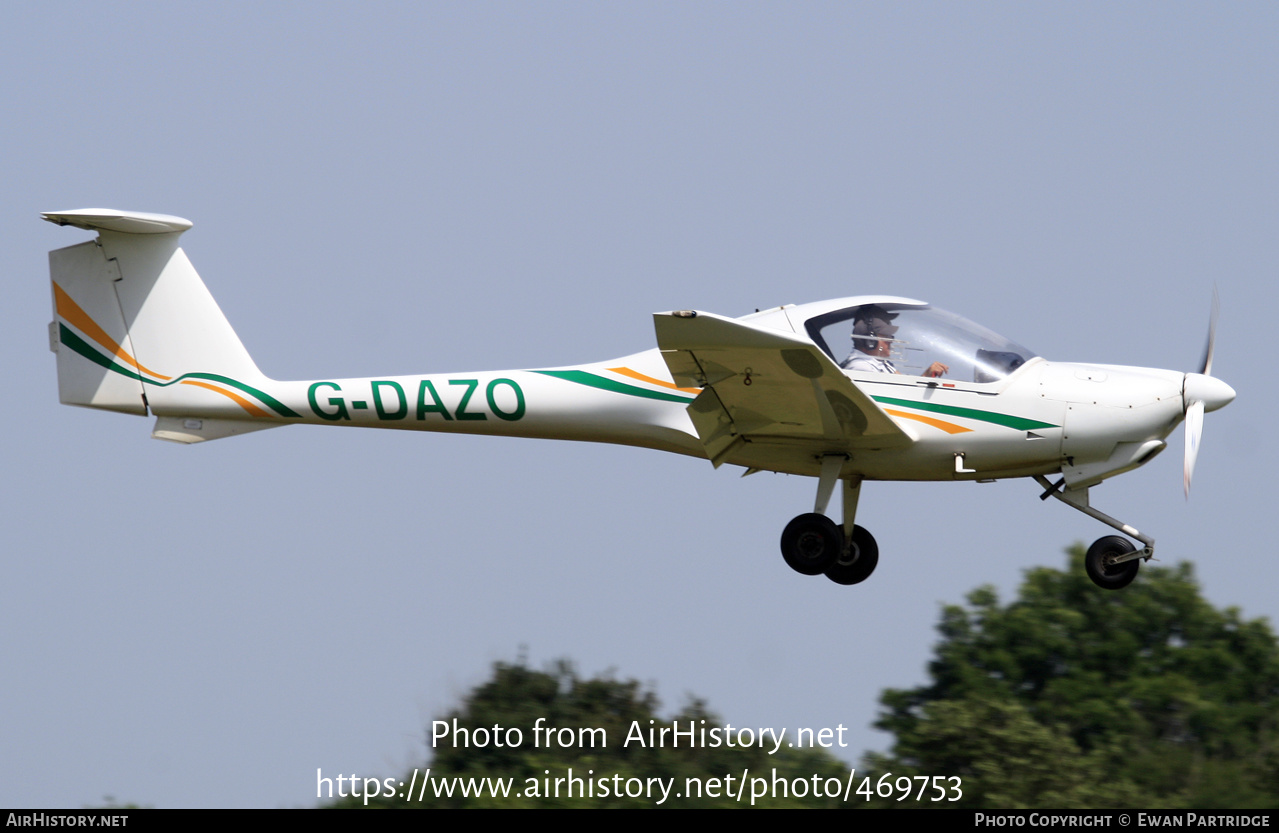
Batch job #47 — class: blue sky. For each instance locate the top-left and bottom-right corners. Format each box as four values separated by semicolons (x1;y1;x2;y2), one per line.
3;3;1274;808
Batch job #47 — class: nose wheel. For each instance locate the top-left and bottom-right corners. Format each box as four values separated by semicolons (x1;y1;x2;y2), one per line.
1084;536;1140;590
1034;476;1152;591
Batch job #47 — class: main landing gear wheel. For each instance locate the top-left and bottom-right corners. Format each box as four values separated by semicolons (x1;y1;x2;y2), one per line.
824;525;879;585
780;513;842;576
1085;535;1140;590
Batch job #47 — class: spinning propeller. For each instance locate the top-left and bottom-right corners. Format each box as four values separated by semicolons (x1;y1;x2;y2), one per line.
1182;289;1236;497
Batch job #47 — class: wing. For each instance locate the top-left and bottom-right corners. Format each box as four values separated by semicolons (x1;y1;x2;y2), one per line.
654;310;912;467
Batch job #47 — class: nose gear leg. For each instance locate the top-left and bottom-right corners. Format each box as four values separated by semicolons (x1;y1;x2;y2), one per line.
1034;475;1153;590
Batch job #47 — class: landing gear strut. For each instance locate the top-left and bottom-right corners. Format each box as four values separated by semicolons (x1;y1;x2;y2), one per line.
780;458;879;585
1034;475;1152;591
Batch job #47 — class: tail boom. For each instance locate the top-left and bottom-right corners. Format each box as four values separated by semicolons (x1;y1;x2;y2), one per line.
46;209;702;454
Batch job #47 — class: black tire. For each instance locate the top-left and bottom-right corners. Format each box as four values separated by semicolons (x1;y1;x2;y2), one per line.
824;525;879;585
1085;536;1140;590
780;513;843;576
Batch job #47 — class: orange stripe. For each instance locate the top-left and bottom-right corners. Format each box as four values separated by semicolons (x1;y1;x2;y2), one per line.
608;366;701;394
53;282;172;381
180;380;270;418
884;408;972;435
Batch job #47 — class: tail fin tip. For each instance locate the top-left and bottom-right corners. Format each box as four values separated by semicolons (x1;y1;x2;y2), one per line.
42;209;192;235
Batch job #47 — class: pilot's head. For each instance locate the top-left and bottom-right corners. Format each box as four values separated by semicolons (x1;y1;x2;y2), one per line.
852;306;899;355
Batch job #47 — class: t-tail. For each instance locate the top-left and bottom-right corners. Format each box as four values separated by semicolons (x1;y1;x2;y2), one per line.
45;209;287;443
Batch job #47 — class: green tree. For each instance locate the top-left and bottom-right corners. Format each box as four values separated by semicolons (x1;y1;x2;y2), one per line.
866;546;1279;809
329;658;847;808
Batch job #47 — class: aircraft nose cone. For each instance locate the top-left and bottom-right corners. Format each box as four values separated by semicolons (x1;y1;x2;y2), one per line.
1184;373;1236;413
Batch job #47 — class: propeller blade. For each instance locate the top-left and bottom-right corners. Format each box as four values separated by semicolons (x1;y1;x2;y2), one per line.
1198;286;1219;376
1184;398;1204;499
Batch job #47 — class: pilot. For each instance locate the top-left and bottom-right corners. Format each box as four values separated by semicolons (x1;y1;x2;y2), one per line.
841;306;949;378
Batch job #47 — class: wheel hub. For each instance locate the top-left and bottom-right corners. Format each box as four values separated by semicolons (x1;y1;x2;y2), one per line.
834;542;860;567
797;532;827;558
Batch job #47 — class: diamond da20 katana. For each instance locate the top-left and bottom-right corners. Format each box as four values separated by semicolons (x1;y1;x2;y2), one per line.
43;209;1235;589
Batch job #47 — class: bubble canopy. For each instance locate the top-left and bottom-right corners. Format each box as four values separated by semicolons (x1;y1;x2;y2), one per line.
802;301;1038;384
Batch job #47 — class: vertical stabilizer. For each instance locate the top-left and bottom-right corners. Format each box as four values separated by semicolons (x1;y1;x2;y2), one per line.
45;209;267;420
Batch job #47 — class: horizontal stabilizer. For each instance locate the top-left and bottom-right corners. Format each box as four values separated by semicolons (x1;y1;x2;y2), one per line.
152;416;284;444
42;209;193;235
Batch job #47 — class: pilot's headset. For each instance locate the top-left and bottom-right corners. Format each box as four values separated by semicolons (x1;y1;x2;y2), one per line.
851;306;899;353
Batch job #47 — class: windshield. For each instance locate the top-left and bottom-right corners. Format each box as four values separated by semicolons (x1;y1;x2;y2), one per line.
806;303;1037;383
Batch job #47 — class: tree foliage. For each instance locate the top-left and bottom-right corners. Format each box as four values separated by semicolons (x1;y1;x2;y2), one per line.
867;546;1279;809
330;658;846;808
326;546;1279;809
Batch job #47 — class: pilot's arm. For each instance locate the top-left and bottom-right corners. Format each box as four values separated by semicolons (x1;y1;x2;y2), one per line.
844;339;949;377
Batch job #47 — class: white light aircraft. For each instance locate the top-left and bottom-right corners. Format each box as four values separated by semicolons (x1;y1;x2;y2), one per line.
43;209;1236;590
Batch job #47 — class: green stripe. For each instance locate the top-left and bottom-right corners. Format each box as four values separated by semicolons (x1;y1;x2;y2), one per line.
534;369;696;404
176;373;299;418
58;323;299;418
59;324;148;382
872;394;1057;431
